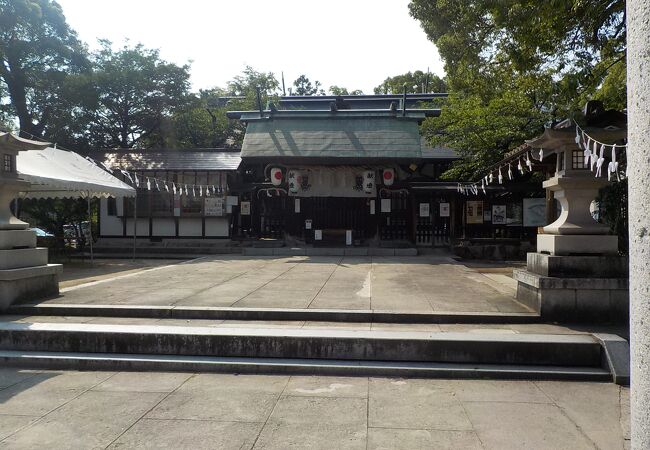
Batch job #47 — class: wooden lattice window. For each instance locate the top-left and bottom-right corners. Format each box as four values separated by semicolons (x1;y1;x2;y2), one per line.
3;154;12;172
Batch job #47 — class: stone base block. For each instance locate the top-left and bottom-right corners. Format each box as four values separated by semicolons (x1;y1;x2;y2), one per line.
526;253;628;278
0;264;62;311
537;234;619;256
0;247;48;270
0;230;37;250
514;269;628;323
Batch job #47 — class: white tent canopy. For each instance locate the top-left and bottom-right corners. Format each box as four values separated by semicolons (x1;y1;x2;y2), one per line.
17;147;135;199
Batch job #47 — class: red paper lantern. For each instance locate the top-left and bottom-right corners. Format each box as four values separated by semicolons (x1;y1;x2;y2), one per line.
383;168;395;186
271;168;283;186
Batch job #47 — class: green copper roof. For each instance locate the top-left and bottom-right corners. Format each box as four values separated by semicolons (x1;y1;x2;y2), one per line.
240;115;423;159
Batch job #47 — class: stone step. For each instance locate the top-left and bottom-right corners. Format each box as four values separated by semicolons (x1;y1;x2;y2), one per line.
0;321;602;367
0;350;612;381
7;303;541;324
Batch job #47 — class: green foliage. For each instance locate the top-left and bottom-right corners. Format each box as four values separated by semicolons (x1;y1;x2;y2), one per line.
81;41;191;149
408;0;627;180
328;85;363;96
597;178;628;254
171;67;283;149
173;88;244;148
408;0;626;103
292;74;324;96
0;0;89;137
21;197;89;237
227;66;279;98
424;86;550;180
374;70;446;95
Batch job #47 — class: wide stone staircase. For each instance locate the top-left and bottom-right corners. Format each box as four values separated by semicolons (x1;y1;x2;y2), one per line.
0;304;629;384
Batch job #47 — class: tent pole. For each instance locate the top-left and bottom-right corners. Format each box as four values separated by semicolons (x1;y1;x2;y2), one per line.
87;194;93;264
133;192;137;261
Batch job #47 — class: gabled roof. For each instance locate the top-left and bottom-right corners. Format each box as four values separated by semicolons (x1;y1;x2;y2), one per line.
92;149;241;171
0;132;50;152
239;111;426;160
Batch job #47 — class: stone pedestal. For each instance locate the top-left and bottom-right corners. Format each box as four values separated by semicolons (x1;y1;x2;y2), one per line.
537;234;619;256
514;253;628;323
0;181;61;311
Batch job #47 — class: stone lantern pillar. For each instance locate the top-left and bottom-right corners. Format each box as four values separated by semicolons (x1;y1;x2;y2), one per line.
0;133;62;310
513;123;628;322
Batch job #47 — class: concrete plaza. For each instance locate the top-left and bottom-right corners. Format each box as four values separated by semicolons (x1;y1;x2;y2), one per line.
0;368;629;449
43;255;528;314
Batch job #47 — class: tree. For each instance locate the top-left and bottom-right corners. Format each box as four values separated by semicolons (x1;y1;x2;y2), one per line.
421;72;552;180
292;74;324;96
227;66;279;98
328;85;363;96
172;67;282;149
84;41;191;148
374;71;446;95
0;0;89;137
173;88;242;148
408;0;626;109
408;1;627;180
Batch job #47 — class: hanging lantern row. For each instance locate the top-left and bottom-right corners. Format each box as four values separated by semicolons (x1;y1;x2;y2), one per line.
86;156;229;196
457;149;537;196
458;123;628;196
574;122;627;182
269;167;394;193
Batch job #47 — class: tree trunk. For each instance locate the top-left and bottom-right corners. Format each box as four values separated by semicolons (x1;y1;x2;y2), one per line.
0;57;35;136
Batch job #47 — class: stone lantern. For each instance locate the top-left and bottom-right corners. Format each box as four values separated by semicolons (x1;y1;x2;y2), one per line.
513;107;629;322
0;132;62;310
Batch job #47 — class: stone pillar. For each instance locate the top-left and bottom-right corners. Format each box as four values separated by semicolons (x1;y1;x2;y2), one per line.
627;0;650;447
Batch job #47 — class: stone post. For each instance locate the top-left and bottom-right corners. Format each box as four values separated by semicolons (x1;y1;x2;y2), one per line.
627;0;650;448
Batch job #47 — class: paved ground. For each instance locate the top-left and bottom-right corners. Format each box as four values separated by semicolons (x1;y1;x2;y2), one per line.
0;369;629;449
40;255;529;314
58;259;180;289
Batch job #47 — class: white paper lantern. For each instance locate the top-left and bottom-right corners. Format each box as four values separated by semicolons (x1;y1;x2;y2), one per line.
363;170;375;194
270;167;283;186
287;170;300;193
382;168;395;186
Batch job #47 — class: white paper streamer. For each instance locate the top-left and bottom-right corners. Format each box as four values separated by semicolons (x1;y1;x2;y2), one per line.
595;144;606;177
608;145;619;181
590;140;598;171
584;138;592;166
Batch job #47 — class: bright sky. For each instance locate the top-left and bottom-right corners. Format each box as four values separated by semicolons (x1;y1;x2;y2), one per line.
56;0;445;94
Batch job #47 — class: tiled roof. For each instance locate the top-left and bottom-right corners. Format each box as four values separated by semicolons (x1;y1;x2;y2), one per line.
92;150;241;171
240;116;423;159
421;146;460;160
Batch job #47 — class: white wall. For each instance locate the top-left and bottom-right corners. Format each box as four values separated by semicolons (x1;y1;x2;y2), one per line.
179;218;202;236
99;198;123;236
152;218;175;236
125;218;149;237
205;217;229;237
